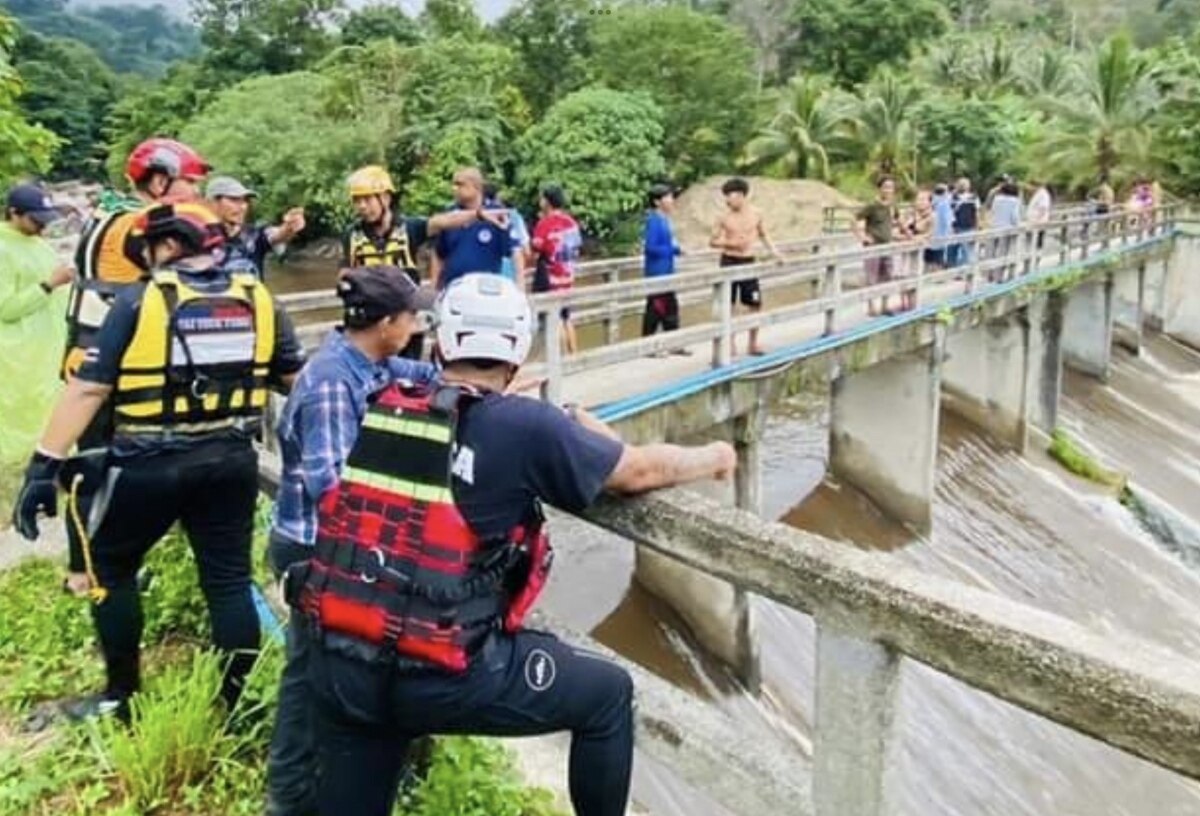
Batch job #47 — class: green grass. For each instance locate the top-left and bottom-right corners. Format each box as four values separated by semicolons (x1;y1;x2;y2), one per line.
1047;429;1127;489
0;500;566;816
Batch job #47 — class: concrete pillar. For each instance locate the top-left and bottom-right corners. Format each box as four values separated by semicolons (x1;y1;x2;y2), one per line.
633;409;764;692
829;326;944;533
1163;235;1200;350
733;412;764;516
1025;293;1064;437
813;621;899;816
1112;264;1145;355
1145;257;1169;332
1062;274;1114;380
941;315;1030;452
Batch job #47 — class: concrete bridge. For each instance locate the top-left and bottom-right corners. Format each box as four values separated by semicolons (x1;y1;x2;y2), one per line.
268;206;1200;816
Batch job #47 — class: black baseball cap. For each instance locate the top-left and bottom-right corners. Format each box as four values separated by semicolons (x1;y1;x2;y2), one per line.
6;183;61;226
337;266;436;322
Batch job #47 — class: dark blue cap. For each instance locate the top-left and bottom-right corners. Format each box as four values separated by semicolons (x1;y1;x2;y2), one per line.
7;184;60;226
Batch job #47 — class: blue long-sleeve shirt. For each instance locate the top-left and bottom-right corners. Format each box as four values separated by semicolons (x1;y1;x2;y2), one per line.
643;210;681;278
271;330;439;546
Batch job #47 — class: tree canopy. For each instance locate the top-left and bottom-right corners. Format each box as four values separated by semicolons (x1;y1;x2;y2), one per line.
586;7;757;184
517;87;666;236
0;12;59;185
12;30;117;180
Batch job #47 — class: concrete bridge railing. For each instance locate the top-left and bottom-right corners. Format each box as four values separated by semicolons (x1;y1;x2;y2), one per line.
522;206;1175;403
580;487;1200;816
278;204;1108;352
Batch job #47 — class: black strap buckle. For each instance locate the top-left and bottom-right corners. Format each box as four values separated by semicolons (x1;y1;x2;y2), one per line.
360;547;385;584
190;374;211;399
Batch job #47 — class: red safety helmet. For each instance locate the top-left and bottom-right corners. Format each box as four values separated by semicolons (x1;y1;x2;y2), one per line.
131;201;226;255
125;138;211;187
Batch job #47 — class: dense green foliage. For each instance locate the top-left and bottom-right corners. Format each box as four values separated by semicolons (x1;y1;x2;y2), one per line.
0;12;59;185
9;0;1200;238
586;6;757;184
1;0;199;77
12;30;117;179
0;518;564;815
179;71;383;231
517;87;666;236
782;0;950;86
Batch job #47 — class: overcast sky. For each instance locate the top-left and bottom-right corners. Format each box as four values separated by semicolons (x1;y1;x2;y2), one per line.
71;0;515;23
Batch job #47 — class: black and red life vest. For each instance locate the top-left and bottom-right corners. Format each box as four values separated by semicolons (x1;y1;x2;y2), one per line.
299;382;552;672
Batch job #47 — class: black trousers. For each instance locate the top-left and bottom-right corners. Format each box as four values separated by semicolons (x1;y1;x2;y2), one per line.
88;441;261;708
309;629;634;816
266;535;319;816
642;292;680;336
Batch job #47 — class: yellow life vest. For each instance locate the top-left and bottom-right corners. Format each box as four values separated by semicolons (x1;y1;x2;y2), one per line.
63;207;149;379
112;268;275;434
346;223;417;270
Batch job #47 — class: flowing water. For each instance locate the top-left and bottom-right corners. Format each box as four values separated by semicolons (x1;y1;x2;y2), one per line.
540;333;1200;816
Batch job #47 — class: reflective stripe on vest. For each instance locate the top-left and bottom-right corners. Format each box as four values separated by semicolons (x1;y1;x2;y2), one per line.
347;224;417;269
302;383;552;672
112;268;275;431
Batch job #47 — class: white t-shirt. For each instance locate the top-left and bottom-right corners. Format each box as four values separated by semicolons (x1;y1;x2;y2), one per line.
1028;188;1052;224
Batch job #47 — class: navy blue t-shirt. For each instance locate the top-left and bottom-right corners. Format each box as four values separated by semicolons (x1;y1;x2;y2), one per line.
434;206;513;289
223;223;274;279
451;395;623;538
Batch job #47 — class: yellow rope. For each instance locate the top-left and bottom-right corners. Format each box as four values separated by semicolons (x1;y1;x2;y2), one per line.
68;474;108;604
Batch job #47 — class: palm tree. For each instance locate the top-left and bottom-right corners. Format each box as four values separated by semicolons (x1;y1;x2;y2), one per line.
847;69;923;180
971;34;1020;97
738;74;848;180
1017;45;1079;99
1031;35;1162;190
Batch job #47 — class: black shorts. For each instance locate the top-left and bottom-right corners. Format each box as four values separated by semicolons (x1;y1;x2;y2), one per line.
720;255;761;308
643;292;680;336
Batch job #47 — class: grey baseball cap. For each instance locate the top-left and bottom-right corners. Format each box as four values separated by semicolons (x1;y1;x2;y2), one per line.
207;176;256;199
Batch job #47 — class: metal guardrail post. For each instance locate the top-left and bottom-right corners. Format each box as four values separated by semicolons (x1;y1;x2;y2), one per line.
1022;230;1035;277
604;267;622;345
823;262;839;336
540;308;563;404
1059;223;1070;266
712;279;733;367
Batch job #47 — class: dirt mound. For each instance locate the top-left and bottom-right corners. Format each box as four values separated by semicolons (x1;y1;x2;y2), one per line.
673;176;860;249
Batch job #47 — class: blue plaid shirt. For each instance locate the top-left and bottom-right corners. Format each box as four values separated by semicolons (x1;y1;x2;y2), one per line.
271;330;439;545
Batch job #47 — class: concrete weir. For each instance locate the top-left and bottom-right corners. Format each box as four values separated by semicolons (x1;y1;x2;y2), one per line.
632;409;764;690
1161;233;1200;350
829;324;945;533
941;314;1031;451
1062;274;1114;379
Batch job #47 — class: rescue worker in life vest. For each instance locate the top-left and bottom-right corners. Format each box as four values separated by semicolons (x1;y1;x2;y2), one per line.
291;273;737;816
12;201;307;722
342;165;509;360
61;138;210;598
264;265;440;816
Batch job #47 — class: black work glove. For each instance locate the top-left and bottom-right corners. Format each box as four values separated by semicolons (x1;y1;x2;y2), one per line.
12;451;64;541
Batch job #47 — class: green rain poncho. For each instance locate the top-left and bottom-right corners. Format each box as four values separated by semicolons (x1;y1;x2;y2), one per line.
0;221;68;521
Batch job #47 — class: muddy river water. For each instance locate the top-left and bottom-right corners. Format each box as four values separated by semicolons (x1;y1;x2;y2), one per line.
540;333;1200;816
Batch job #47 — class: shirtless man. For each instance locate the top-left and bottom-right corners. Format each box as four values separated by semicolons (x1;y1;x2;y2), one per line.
710;177;783;356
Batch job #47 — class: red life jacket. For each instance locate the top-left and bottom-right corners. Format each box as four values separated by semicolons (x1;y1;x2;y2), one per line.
299;382;553;672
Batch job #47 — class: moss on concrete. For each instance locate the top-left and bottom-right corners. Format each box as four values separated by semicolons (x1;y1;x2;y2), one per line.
1048;429;1127;489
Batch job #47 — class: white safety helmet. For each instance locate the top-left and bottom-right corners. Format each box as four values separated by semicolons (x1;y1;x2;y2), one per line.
435;273;533;367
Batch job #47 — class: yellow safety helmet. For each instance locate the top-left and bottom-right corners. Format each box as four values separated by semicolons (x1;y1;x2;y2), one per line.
348;165;395;199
